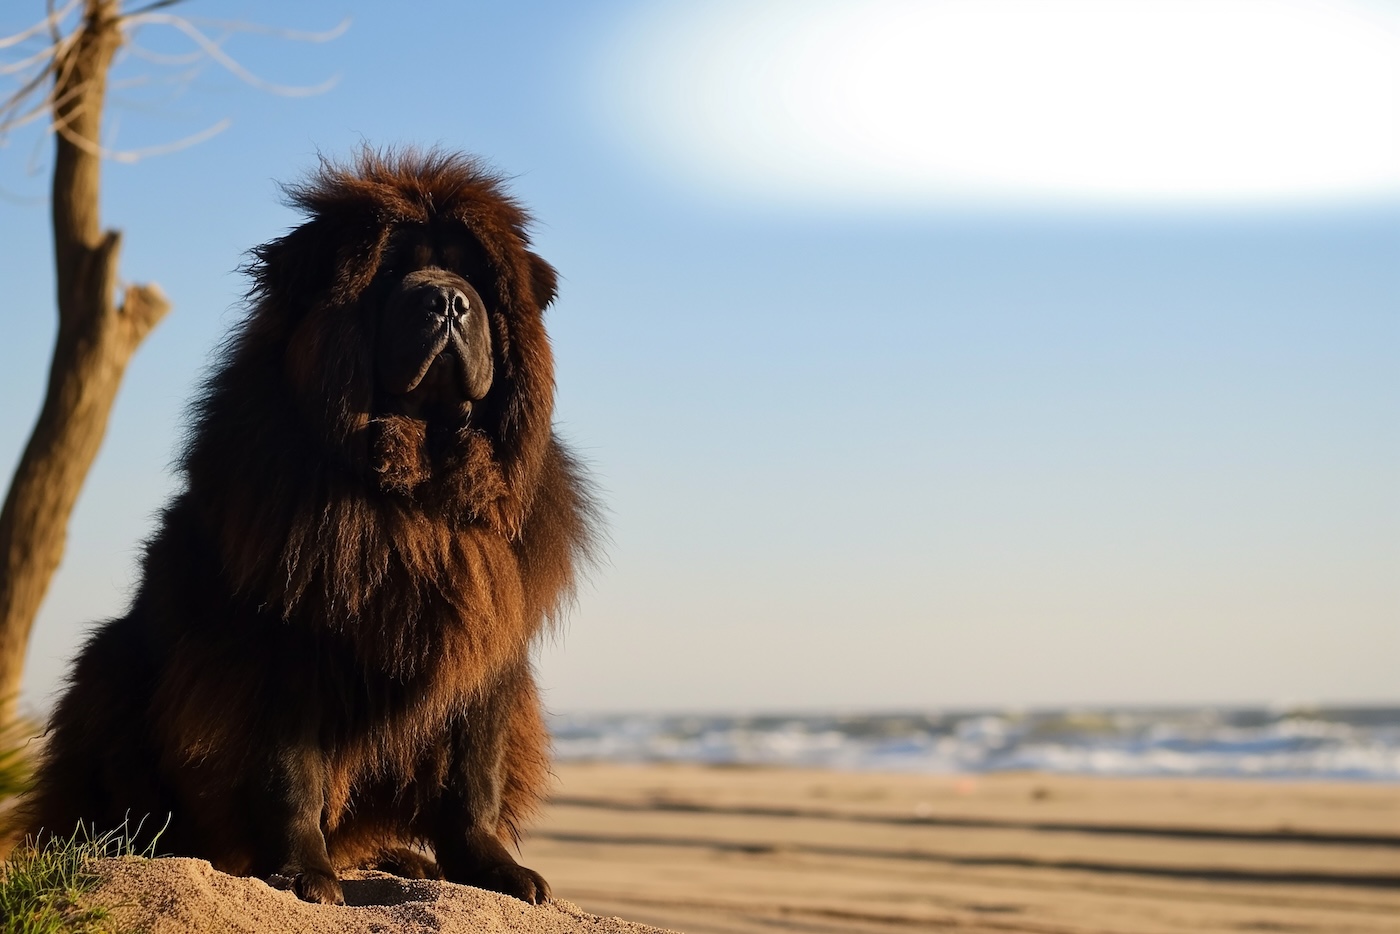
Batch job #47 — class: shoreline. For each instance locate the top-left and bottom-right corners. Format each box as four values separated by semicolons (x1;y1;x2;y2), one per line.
549;705;1400;783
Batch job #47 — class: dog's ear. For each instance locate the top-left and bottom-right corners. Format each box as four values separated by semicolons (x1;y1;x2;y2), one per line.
248;220;339;309
249;212;390;313
329;220;393;305
527;252;558;312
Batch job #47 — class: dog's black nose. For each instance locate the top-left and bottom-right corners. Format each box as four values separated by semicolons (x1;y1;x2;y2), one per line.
422;285;470;322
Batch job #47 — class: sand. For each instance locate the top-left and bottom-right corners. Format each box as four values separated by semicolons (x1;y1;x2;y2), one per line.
72;765;1400;933
89;858;675;934
518;763;1400;934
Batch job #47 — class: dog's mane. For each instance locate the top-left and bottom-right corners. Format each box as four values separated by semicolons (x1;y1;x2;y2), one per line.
170;148;589;677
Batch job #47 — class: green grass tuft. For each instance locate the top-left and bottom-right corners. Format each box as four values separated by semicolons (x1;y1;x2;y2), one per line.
1;821;162;934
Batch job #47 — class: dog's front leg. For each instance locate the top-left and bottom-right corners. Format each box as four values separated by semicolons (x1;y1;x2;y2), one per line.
253;744;343;905
433;673;550;904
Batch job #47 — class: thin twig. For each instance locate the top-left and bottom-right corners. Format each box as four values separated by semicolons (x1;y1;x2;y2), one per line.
0;0;80;50
0;43;60;77
121;0;187;16
0;60;61;135
45;0;64;46
54;110;230;163
122;39;213;67
179;15;350;44
1;1;342;161
123;12;341;96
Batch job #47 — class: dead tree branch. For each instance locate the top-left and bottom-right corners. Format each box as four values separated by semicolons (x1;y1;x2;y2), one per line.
0;0;342;720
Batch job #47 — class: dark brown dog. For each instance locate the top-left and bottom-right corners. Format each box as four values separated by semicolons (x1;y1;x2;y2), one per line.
20;149;598;905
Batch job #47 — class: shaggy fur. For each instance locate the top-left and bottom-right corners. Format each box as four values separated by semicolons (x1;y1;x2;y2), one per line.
20;149;597;905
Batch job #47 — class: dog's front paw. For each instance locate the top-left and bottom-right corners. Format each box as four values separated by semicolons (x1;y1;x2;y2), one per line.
476;862;551;904
292;867;345;905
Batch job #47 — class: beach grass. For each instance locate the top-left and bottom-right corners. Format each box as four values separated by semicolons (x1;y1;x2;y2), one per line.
1;821;160;934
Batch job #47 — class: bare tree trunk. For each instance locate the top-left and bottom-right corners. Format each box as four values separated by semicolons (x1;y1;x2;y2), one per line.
0;0;170;722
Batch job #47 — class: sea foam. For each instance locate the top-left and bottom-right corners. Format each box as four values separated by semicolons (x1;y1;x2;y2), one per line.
550;707;1400;781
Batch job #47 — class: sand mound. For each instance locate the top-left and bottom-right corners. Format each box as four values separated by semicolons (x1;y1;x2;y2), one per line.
89;857;676;934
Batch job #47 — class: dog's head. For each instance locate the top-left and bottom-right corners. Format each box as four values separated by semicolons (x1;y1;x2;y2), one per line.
241;149;560;527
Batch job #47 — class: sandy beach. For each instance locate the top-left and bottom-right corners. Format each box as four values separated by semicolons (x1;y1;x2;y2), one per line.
521;763;1400;934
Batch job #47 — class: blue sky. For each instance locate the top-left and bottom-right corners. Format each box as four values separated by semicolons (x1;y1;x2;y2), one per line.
2;0;1396;713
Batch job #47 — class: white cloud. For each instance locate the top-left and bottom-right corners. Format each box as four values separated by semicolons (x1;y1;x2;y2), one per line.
598;0;1400;209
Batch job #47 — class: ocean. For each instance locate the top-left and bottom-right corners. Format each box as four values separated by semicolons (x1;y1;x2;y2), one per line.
550;706;1400;781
